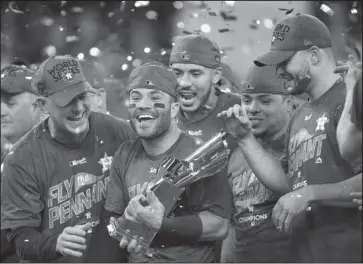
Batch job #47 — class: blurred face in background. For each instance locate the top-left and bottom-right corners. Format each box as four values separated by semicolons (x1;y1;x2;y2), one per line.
88;87;107;113
216;76;234;93
171;63;221;113
1;91;43;143
241;93;291;140
128;88;179;140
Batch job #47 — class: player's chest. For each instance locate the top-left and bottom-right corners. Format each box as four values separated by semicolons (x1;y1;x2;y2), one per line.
178;117;223;142
288;108;334;156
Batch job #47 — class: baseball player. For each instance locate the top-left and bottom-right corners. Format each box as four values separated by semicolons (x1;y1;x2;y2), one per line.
169;34;240;262
104;62;232;263
1;55;135;262
219;14;362;262
222;65;292;262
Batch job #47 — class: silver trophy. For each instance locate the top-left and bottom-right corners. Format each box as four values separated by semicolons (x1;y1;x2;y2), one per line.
107;131;230;252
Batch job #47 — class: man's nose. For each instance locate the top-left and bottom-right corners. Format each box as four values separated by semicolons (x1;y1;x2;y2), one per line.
178;74;191;88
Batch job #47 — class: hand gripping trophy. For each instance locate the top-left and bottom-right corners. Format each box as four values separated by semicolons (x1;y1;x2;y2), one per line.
107;131;230;252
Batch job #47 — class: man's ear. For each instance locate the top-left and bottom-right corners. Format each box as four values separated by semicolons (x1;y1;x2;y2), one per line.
36;96;49;115
170;101;180;119
212;66;223;84
283;95;294;116
309;46;321;65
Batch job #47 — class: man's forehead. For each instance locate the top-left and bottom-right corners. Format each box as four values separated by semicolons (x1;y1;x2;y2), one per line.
171;63;205;71
130;88;167;96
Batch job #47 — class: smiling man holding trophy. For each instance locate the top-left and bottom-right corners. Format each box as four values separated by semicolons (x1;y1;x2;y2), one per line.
104;62;233;263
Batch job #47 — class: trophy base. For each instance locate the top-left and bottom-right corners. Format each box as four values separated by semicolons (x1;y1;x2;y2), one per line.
108;180;184;250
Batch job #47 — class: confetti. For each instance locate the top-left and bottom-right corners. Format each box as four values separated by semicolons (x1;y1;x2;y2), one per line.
218;28;230;33
71;7;84;13
220;11;237;21
208;11;217;16
8;2;25;14
320;4;334;17
108;12;115;18
200;24;211;33
182;30;193;35
60;1;67;7
65;35;80;43
286;8;294;15
60;10;67;16
100;2;105;8
176;21;185;29
146;10;158;20
41;17;54;26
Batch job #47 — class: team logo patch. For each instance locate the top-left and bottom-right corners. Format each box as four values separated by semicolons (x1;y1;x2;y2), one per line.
61;69;75;82
148;166;160;175
315;113;329;132
98;152;113;173
181;51;190;60
145;80;154;86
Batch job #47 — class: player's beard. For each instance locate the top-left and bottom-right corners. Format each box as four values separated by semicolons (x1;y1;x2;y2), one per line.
129;107;172;140
284;62;312;96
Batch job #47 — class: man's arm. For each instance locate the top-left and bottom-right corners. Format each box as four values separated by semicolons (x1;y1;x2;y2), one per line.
218;105;290;193
308;173;362;206
237;133;290;193
337;76;362;162
197;211;229;241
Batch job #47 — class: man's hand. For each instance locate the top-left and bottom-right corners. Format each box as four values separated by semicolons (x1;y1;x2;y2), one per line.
124;191;165;230
56;222;92;258
119;191;165;253
217;104;252;140
272;186;314;234
350;192;362;211
334;54;362;91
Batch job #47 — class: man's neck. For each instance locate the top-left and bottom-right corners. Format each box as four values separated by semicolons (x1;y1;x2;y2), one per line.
48;118;89;146
309;64;341;101
142;124;181;157
182;87;219;120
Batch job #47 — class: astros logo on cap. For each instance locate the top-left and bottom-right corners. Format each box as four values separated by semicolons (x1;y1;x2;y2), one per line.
145;80;154;86
61;68;75;82
181;51;190;60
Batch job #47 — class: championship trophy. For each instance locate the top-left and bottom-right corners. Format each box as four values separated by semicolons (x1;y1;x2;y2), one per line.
107;131;230;252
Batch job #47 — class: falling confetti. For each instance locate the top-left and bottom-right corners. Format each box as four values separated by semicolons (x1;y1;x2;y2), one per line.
59;26;64;31
320;4;334;17
60;1;67;7
182;30;193;35
220;11;237;20
8;2;25;14
71;7;84;13
208;11;217;16
200;24;212;33
60;10;67;16
108;12;115;18
218;28;230;33
120;1;126;12
65;35;80;43
278;8;294;15
41;17;54;26
100;2;105;8
176;21;185;29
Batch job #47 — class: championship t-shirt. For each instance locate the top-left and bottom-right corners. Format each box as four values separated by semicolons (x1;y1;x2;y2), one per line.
105;133;233;263
285;78;362;262
228;134;291;262
1;112;135;262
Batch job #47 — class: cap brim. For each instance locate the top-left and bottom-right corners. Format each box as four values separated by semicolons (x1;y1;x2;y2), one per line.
49;81;93;107
254;50;296;67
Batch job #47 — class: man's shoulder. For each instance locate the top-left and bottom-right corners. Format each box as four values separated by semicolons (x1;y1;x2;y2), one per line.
3;123;44;167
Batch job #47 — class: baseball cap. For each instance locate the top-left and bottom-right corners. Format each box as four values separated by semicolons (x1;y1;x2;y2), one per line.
242;65;288;95
254;14;332;67
169;34;222;69
129;61;178;98
1;65;37;94
79;60;105;89
32;55;93;107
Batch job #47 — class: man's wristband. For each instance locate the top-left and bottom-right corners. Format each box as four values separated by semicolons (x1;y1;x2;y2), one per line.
153;215;203;246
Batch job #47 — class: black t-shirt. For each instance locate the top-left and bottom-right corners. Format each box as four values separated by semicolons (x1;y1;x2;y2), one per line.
284;79;362;262
105;133;233;263
228;134;291;262
351;74;362;129
1;112;135;262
